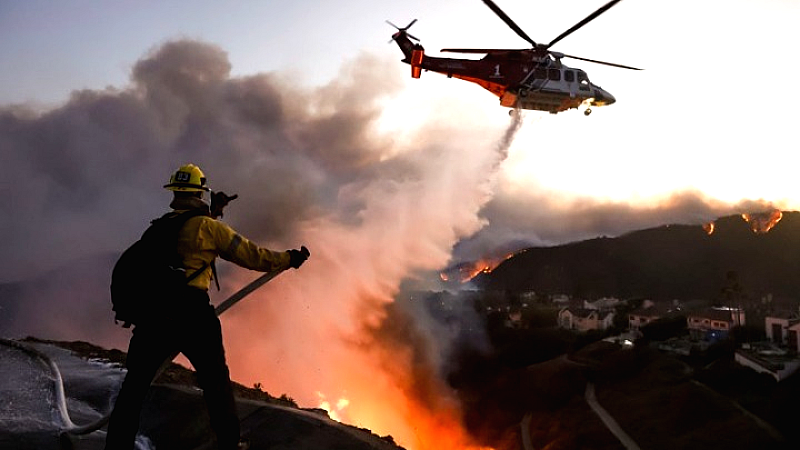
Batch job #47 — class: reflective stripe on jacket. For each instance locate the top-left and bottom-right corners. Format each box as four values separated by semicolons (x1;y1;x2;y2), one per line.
175;213;291;290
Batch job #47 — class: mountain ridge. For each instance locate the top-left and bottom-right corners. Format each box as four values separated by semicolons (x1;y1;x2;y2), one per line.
475;211;800;303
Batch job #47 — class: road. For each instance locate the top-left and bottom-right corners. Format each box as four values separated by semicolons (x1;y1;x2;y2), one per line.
518;380;642;450
584;382;641;450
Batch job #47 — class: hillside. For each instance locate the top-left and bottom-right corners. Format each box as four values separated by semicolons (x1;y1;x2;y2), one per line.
0;338;405;450
449;330;798;450
475;211;800;302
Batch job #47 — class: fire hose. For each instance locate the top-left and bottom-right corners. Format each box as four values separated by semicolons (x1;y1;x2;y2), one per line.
0;338;90;433
0;259;302;441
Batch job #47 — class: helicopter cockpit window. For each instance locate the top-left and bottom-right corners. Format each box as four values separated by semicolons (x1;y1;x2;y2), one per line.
578;71;590;91
534;67;547;79
548;68;561;81
565;70;575;82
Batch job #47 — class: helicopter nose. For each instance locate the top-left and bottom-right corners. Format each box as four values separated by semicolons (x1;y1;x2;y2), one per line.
594;88;616;106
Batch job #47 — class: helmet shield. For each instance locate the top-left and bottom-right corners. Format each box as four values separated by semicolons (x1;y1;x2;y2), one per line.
164;164;210;192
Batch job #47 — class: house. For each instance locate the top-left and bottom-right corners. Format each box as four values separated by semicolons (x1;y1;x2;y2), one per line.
628;302;674;331
559;307;615;332
734;311;800;381
584;297;621;311
765;310;800;351
551;294;571;306
686;307;745;341
788;322;800;352
735;342;800;381
505;307;523;329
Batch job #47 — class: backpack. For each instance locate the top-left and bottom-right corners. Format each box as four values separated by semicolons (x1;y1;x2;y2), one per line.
110;209;210;327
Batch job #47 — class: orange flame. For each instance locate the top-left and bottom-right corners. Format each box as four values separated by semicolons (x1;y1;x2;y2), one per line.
703;221;715;235
441;253;515;283
310;334;494;450
225;272;496;450
741;210;783;234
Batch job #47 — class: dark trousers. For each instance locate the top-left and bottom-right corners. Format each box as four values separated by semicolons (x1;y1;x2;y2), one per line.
104;289;239;450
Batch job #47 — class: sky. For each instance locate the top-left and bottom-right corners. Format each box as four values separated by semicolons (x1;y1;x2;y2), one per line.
3;0;800;198
2;1;800;449
3;0;799;208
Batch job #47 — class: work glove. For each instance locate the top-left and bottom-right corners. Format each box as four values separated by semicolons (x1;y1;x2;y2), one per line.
288;246;310;269
210;191;238;218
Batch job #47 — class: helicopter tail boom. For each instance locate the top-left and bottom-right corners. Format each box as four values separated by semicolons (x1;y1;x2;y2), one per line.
389;20;426;78
410;47;424;78
394;31;425;78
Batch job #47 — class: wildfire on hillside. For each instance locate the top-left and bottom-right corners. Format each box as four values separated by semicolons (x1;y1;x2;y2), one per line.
440;253;516;283
703;221;715;235
741;210;783;234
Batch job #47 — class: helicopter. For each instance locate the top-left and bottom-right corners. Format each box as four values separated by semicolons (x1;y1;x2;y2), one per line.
389;0;641;116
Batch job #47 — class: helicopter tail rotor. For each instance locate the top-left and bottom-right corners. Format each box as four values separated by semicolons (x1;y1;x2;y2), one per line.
387;19;420;42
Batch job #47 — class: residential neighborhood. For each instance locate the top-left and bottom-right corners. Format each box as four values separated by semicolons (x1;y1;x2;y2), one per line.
458;286;800;448
548;293;800;382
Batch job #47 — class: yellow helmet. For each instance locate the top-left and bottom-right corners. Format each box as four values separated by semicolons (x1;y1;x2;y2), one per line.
164;163;210;192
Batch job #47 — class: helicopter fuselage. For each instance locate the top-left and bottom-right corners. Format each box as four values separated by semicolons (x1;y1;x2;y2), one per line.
393;31;614;114
389;0;640;115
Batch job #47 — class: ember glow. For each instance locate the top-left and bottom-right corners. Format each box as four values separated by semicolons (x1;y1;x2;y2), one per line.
741;210;783;234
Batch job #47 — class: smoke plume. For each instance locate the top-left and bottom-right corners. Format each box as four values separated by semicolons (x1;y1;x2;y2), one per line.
0;39;522;448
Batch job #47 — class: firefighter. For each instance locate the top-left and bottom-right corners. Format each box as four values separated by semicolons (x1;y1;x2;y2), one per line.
104;163;308;450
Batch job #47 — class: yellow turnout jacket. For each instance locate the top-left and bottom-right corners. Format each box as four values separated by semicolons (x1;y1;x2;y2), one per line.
175;213;291;290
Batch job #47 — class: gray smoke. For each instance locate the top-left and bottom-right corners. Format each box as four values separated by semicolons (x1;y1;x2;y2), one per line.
452;188;771;264
0;39;511;426
0;41;407;282
0;40;406;345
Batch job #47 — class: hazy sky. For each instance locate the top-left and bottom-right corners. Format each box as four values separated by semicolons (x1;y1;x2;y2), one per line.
3;0;798;205
2;2;799;447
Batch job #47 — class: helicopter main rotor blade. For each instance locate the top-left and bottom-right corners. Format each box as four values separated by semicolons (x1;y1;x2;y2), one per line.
441;48;528;54
546;0;622;49
482;0;538;48
558;52;642;70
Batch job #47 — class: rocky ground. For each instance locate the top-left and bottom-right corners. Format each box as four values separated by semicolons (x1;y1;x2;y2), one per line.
2;338;406;450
